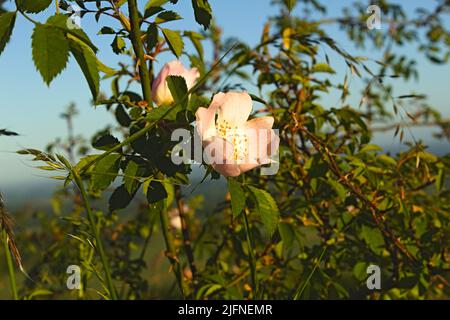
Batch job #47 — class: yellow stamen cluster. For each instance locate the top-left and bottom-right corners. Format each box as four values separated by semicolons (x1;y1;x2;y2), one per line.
216;119;249;162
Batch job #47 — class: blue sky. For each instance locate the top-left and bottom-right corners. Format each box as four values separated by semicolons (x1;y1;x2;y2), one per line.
0;0;449;190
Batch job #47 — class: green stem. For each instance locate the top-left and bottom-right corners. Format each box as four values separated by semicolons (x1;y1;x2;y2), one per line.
243;209;259;298
159;207;188;297
72;170;118;300
127;0;152;104
2;230;18;300
293;246;328;300
18;10;39;25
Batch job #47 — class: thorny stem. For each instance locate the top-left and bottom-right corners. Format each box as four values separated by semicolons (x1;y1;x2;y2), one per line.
297;123;415;261
72;170;118;300
127;0;197;299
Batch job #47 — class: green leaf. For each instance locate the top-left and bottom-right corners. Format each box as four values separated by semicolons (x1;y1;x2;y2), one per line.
155;11;182;23
111;35;126;54
360;225;385;254
115;104;132;127
28;289;53;299
185;31;204;60
146;181;168;204
327;178;347;201
204;284;222;298
97;59;117;76
92;134;121;151
73;0;86;9
312;63;335;74
163;180;175;207
162;28;184;58
0;12;16;56
99;26;116;35
187;93;209;114
0;128;18;136
109;185;135;211
359;144;383;153
285;0;297;11
167;75;188;109
352;262;367;281
146;104;181;121
144;6;164;18
227;179;246;218
146;23;158;50
248;186;280;236
73;155;99;175
91;154;121;191
378;154;397;167
249;93;267;105
278;222;295;251
68;39;100;100
191;0;212;30
146;0;170;8
56;153;72;169
123;160;141;194
436;167;444;192
307;160;328;179
32;25;69;85
16;0;52;13
45;15;98;53
334;108;368;133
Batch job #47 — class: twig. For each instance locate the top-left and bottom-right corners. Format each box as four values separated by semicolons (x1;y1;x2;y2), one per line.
297;124;416;262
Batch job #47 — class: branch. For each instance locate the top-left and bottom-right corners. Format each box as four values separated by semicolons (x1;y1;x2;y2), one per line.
297;123;416;262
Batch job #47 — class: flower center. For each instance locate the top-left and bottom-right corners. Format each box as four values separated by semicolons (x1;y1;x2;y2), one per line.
216;120;249;162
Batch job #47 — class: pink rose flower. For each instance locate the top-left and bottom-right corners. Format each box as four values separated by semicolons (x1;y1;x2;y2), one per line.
195;92;279;177
152;60;200;106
